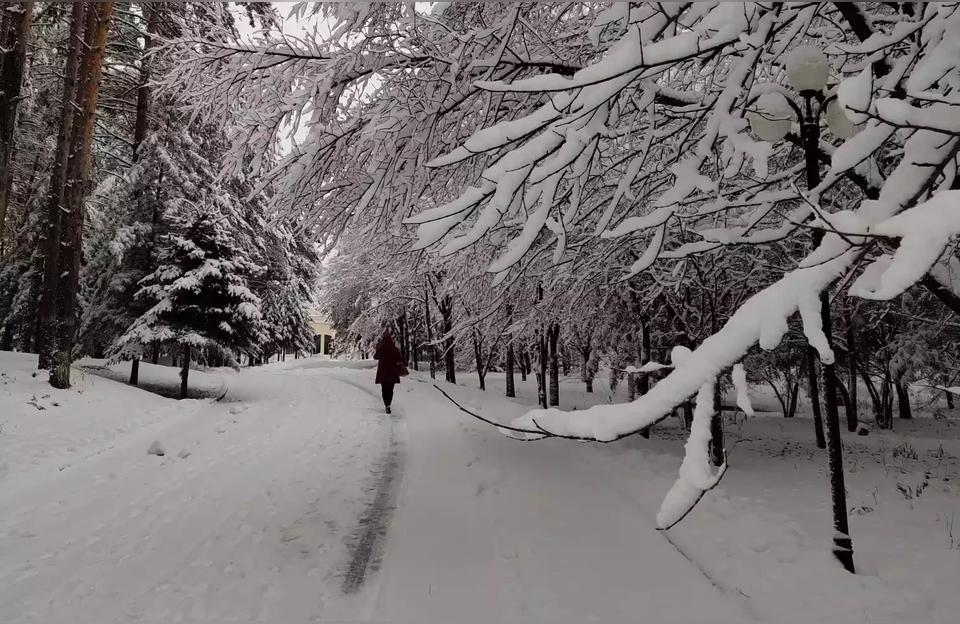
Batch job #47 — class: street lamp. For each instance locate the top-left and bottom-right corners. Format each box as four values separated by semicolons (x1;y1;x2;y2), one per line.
748;45;858;574
747;92;793;143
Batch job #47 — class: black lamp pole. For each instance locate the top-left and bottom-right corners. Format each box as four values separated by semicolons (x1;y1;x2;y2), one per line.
800;92;855;574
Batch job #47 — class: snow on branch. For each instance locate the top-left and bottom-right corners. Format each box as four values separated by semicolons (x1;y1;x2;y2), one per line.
657;378;727;530
850;191;960;300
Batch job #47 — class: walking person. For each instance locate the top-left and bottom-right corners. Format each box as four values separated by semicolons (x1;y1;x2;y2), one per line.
374;329;406;414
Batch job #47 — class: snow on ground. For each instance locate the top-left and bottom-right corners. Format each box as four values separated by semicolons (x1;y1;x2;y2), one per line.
470;370;960;623
79;357;229;399
2;351;958;623
0;352;392;623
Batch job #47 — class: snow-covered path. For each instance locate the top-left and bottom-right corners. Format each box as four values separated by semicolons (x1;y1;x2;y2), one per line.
0;362;393;623
5;355;953;623
2;359;756;623
346;375;752;624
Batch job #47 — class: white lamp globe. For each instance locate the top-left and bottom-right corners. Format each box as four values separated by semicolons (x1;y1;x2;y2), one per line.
825;97;860;139
786;45;829;93
748;92;792;143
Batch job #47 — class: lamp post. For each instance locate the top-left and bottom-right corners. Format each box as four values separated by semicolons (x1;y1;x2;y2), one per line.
748;45;857;574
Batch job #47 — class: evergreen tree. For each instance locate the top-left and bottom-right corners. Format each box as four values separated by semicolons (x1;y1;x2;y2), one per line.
109;203;265;398
259;284;314;360
82;104;240;359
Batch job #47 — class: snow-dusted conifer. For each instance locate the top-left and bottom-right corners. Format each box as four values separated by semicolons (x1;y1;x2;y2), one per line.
109;203;265;398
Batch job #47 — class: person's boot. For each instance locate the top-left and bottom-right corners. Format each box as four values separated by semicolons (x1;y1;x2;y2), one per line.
386;405;391;414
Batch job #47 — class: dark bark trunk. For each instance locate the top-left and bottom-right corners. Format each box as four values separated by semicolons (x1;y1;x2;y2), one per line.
398;313;409;365
561;346;569;376
837;377;851;420
548;322;559;407
710;379;724;467
0;324;12;351
180;345;190;399
424;288;435;379
0;2;33;241
505;341;516;398
440;295;455;384
472;330;485;391
37;1;84;370
948;391;955;409
579;346;592;393
638;321;651;395
878;368;893;429
131;3;157;158
682;401;694;430
845;315;859;432
787;382;799;419
637;321;653;438
520;349;529;381
50;1;115;388
129;358;139;385
806;347;827;449
895;378;912;419
537;332;547;409
858;364;881;417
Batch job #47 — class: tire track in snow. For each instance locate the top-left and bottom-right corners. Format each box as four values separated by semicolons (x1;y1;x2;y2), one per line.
322;374;405;595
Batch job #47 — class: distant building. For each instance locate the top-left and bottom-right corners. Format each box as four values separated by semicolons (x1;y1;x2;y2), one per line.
308;309;336;355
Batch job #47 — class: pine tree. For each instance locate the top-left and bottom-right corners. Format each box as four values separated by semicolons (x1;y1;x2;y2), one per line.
82;103;241;361
259;284;314;360
109;203;265;398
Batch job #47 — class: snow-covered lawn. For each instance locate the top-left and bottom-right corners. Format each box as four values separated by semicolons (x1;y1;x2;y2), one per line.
0;352;392;622
459;370;960;622
1;352;957;623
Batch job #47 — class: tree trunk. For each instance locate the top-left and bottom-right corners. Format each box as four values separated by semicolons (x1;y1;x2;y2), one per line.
180;345;190;399
845;315;859;432
858;365;882;418
787;382;800;419
398;313;409;365
440;295;455;384
505;341;516;398
710;378;724;467
836;377;852;420
0;323;12;351
637;321;653;438
37;1;84;370
520;349;529;381
580;346;592;393
131;3;157;158
638;321;651;395
129;358;139;386
50;1;115;388
472;330;485;391
878;368;893;429
561;346;569;376
0;2;33;242
547;322;559;407
411;328;419;370
424;288;435;379
895;378;912;419
806;347;827;449
947;390;955;409
537;332;547;410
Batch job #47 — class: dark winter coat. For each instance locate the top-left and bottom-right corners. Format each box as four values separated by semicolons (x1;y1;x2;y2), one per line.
374;333;405;385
